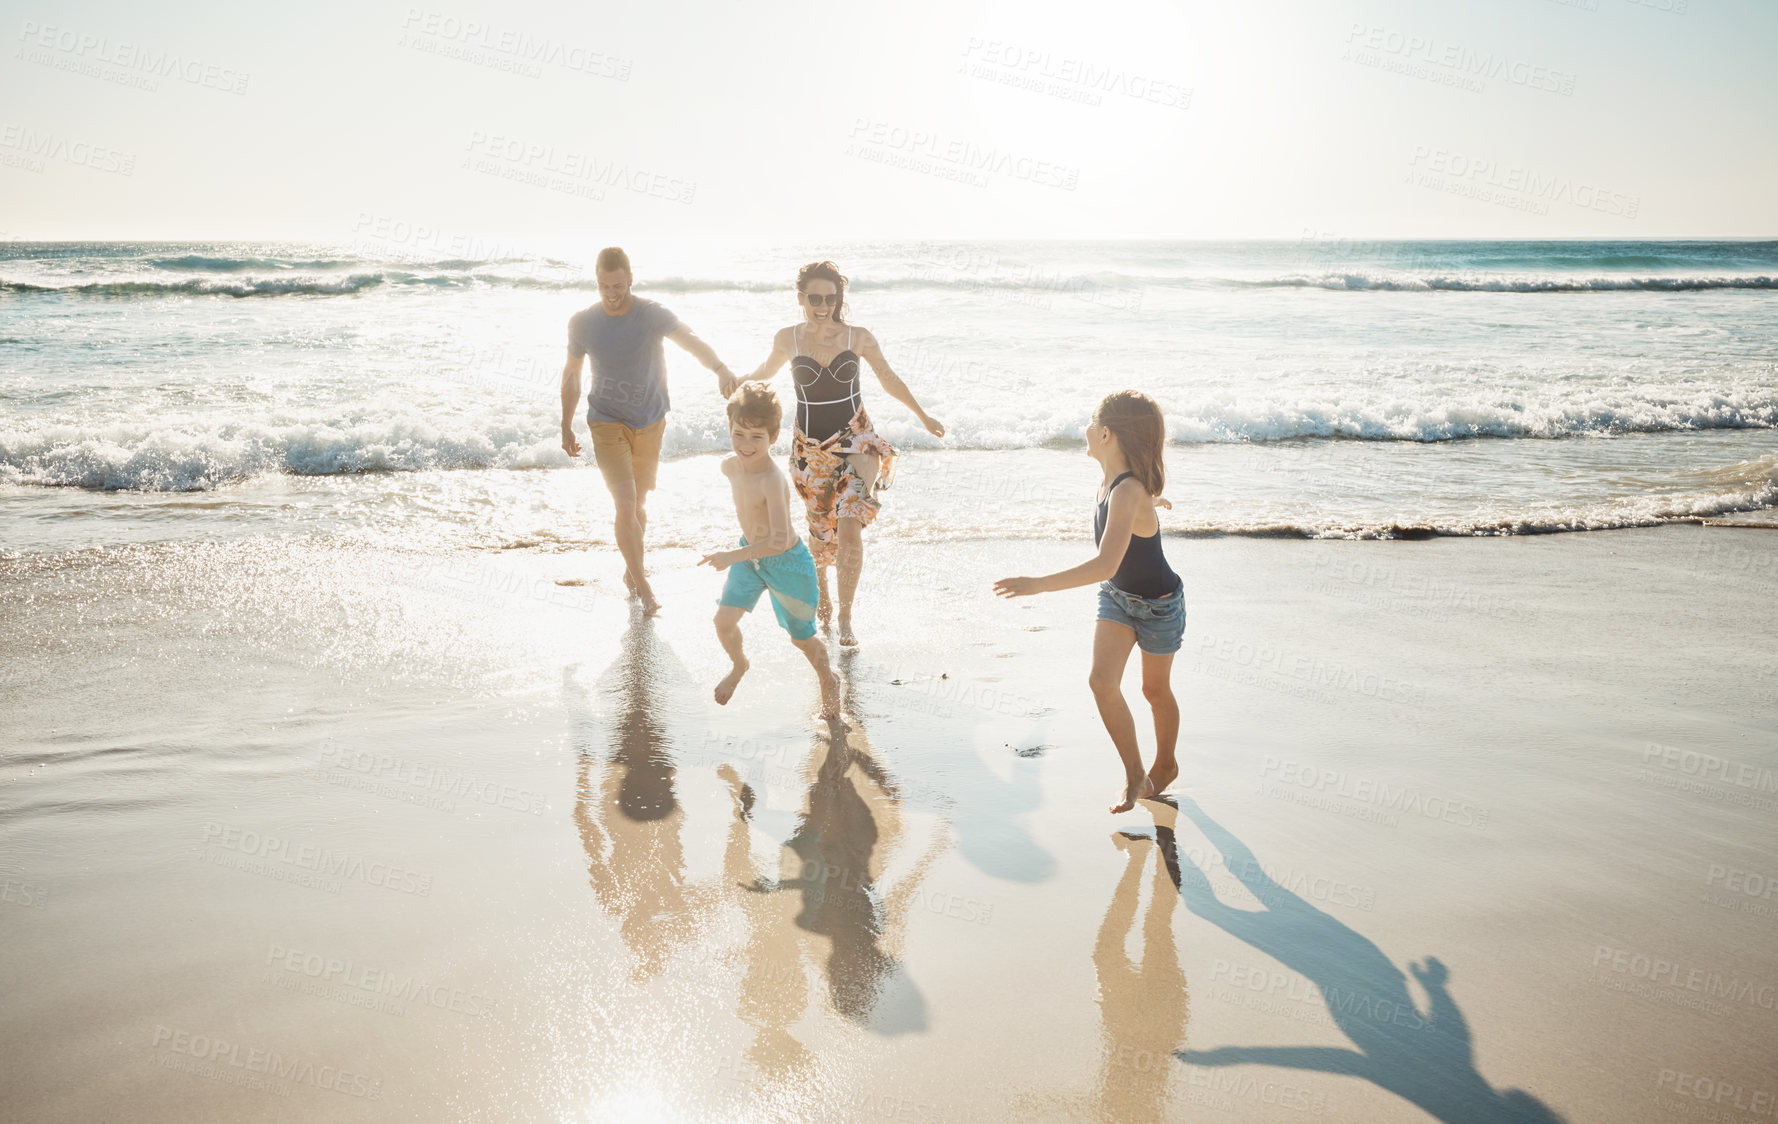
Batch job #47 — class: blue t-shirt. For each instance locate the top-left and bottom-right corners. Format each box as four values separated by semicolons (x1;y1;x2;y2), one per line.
567;297;680;428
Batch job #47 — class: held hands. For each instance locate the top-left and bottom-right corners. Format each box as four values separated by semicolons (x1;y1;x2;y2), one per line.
716;368;739;398
993;576;1040;598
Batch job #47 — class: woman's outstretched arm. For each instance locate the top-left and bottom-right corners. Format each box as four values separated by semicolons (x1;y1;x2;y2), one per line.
855;327;945;437
744;327;794;387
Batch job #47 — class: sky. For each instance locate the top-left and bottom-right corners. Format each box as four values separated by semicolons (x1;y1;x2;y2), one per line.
1;0;1774;242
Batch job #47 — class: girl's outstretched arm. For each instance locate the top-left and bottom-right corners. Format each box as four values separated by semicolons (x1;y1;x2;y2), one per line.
856;327;945;437
993;482;1142;597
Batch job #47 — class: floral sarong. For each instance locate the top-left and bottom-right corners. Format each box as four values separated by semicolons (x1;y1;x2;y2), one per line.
788;407;898;567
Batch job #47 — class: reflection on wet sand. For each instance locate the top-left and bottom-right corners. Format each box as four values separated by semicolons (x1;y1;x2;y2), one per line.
567;618;716;982
719;655;948;1078
1158;797;1566;1124
1091;830;1190;1123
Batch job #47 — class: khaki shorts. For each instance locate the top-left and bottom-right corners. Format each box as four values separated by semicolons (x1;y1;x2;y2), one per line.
588;417;666;494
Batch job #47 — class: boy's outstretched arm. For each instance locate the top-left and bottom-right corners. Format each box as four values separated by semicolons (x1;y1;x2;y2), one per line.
993;484;1139;597
698;469;795;570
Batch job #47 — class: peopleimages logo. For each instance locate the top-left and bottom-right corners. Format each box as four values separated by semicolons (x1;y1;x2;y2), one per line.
0;123;135;175
1259;754;1489;829
265;943;496;1018
1406;145;1639;217
1345;23;1577;94
464;131;695;204
846;119;1079;191
400;8;630;80
150;1025;380;1100
200;822;433;896
15;20;250;93
1593;944;1778;1010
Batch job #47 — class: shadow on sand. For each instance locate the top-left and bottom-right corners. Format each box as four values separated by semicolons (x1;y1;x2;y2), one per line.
566;614;716;983
1152;796;1566;1124
718;652;945;1051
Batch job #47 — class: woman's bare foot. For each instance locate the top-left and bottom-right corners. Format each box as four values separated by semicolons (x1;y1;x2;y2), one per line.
1146;761;1179;795
714;660;748;705
1110;775;1154;814
814;667;842;719
635;577;661;616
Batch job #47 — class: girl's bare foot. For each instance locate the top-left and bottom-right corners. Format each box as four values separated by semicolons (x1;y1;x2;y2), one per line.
1146;761;1179;795
714;660;748;705
1110;775;1154;814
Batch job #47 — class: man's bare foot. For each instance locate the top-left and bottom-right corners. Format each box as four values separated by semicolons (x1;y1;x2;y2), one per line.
635;578;661;616
1110;775;1154;814
1146;761;1179;795
715;660;748;705
835;612;857;647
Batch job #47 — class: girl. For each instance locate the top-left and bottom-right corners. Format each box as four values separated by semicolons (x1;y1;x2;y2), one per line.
994;391;1184;813
744;261;946;647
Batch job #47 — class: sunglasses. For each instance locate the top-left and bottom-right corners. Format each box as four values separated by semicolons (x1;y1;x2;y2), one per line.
801;292;840;306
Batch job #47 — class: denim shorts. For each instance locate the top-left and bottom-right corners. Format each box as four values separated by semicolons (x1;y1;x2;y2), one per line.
1097;580;1186;655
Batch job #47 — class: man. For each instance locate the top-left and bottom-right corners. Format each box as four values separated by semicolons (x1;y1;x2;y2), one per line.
561;246;738;614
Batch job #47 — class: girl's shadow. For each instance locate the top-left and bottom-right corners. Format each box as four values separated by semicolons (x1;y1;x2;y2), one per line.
1155;796;1565;1124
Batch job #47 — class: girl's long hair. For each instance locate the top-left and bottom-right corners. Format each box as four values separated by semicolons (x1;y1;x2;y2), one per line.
1094;390;1167;498
796;260;849;327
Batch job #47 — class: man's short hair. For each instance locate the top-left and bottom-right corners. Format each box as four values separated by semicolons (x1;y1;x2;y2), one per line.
595;246;631;274
726;381;781;437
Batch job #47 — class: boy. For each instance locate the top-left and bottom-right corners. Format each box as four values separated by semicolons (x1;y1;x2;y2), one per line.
700;382;840;719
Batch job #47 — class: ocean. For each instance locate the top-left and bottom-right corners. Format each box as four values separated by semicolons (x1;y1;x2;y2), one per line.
3;238;1775;557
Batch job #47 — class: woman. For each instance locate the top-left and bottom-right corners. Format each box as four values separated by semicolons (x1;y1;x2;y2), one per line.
744;261;945;646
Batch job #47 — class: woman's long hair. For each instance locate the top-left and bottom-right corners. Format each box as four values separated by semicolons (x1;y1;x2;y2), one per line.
796;260;849;327
1093;390;1167;498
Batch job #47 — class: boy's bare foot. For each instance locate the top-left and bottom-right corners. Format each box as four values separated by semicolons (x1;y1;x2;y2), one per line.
835;612;857;647
1146;761;1179;795
1110;775;1154;814
715;660;748;705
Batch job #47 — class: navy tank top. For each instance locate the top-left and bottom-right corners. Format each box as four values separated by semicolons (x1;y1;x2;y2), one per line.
790;324;863;441
1094;472;1181;599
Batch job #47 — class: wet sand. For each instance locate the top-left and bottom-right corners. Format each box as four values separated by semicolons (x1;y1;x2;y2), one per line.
2;525;1775;1123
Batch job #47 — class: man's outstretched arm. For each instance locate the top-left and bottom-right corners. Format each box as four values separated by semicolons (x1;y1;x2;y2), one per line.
561;347;583;457
666;322;737;397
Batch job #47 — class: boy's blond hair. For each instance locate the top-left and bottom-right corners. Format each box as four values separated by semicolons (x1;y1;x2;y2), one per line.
726;380;781;438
